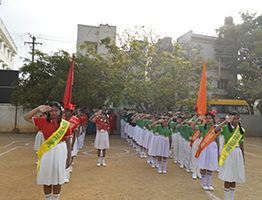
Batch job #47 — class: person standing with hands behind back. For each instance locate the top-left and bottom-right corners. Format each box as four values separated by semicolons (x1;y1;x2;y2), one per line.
89;110;110;167
24;102;72;200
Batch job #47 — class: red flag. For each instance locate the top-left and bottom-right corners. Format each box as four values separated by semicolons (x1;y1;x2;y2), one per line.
63;56;75;109
197;61;206;115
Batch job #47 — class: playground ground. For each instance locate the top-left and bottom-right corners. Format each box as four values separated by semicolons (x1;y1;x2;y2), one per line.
0;133;262;200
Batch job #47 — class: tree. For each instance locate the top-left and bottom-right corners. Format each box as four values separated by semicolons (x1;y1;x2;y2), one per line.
11;50;72;106
13;26;216;111
102;26;216;111
11;48;125;108
215;12;262;114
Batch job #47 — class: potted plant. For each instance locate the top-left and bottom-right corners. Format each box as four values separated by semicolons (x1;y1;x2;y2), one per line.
13;128;19;134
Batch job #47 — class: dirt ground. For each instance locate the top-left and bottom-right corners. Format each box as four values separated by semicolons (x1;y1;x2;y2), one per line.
0;133;262;200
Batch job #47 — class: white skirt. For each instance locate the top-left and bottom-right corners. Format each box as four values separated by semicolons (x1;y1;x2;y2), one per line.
196;141;218;171
134;126;141;142
155;135;170;157
143;130;154;149
128;125;132;137
34;130;44;151
120;119;124;132
219;146;245;183
37;142;67;185
94;130;110;149
130;126;135;138
125;124;130;136
148;135;159;156
138;129;146;146
71;133;78;157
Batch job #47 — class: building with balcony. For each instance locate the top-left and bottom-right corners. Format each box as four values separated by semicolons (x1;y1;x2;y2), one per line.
177;29;236;99
0;18;17;70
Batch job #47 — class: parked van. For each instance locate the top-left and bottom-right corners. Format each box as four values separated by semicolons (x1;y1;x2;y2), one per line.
179;99;251;115
209;99;251;115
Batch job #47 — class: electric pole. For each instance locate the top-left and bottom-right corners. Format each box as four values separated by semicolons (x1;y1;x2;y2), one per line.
24;33;42;63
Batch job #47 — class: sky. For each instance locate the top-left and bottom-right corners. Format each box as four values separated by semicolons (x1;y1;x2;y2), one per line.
0;0;261;70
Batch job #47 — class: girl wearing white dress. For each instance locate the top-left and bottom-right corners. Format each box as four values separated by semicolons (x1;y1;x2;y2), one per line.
89;110;110;167
214;111;245;200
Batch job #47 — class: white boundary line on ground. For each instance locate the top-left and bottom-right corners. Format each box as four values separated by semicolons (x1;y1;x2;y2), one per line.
245;143;262;148
0;146;31;157
0;141;16;149
0;147;18;156
205;191;221;200
245;151;262;159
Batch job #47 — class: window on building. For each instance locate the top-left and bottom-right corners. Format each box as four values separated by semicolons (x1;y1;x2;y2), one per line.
217;79;228;89
84;41;98;53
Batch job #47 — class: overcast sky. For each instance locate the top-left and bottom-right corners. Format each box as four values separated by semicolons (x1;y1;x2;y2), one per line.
0;0;261;70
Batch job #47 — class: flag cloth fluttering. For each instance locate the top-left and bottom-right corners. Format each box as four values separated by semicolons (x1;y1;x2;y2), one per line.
197;61;206;115
63;56;75;109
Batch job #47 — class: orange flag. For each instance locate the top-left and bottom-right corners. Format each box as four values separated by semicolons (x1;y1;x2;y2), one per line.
197;62;206;115
63;56;75;109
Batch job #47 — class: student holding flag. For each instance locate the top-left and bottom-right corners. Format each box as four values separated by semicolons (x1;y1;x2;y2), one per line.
24;102;72;200
190;110;219;191
214;111;245;200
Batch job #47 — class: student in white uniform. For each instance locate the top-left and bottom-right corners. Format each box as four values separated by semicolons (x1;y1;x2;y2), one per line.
89;110;110;167
214;111;245;200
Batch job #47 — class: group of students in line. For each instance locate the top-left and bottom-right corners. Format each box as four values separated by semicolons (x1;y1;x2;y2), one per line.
24;101;245;200
119;106;245;200
25;102;115;200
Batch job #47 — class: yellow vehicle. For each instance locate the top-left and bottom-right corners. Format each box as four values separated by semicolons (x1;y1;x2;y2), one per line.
209;99;251;115
179;99;251;115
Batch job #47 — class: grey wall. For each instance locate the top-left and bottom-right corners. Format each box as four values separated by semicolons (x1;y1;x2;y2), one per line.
0;104;261;137
216;113;262;137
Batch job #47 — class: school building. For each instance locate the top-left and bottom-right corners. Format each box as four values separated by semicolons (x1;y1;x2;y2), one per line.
177;17;235;99
0;18;17;70
76;23;116;57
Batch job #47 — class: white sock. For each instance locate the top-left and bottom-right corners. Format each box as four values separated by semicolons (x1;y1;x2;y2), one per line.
102;157;105;163
53;194;60;200
224;188;230;200
98;157;101;163
230;187;235;200
45;194;51;200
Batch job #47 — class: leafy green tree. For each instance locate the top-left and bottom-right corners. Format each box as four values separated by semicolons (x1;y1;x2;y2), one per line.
11;50;72;106
215;12;262;114
102;26;216;111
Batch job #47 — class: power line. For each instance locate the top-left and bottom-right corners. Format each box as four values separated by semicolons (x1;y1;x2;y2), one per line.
24;33;42;63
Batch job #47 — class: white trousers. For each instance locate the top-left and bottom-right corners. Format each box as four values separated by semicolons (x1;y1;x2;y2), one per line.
172;132;180;161
178;135;185;164
184;140;191;170
191;137;202;175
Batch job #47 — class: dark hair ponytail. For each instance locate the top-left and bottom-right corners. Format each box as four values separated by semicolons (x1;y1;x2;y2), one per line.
204;123;207;130
238;122;244;135
227;110;244;134
46;101;62;123
101;110;108;125
227;123;233;133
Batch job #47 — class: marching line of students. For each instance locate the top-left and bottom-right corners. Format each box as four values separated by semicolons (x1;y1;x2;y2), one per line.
119;107;245;200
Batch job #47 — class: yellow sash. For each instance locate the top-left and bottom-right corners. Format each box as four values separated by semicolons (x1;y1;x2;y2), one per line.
36;119;70;171
219;126;242;166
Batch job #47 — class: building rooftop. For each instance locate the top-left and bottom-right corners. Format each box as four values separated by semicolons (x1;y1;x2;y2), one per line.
0;18;18;52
